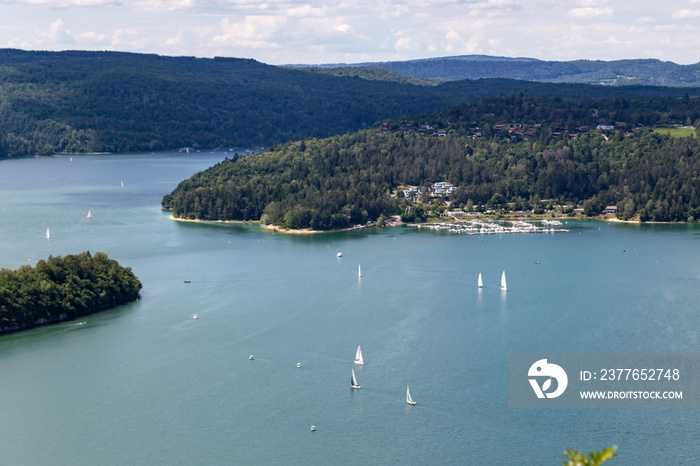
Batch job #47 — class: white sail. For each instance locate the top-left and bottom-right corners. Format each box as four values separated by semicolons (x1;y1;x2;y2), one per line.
121;180;124;188
501;270;507;291
46;228;50;239
87;211;92;219
358;265;362;277
351;369;361;389
354;345;364;365
478;273;483;288
406;384;416;405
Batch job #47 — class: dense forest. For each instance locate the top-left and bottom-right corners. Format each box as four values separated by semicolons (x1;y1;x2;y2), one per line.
322;55;700;87
0;252;141;334
162;94;700;229
2;49;700;158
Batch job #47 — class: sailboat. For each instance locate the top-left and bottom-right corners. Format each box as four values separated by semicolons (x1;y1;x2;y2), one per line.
406;384;416;405
351;369;361;389
358;265;362;278
478;272;483;288
46;227;50;239
354;345;364;365
87;211;92;219
501;270;507;291
121;180;124;188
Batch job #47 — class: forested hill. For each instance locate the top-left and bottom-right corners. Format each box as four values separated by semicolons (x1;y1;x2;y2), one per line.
0;252;141;334
162;94;700;229
314;55;700;87
2;49;700;158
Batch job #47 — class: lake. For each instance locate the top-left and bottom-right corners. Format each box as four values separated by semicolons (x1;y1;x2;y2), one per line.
0;151;698;465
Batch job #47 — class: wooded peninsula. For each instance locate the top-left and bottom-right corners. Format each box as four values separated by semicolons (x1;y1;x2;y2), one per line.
162;94;700;229
0;252;142;334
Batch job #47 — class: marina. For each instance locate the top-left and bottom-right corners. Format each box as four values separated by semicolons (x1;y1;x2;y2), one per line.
413;218;568;234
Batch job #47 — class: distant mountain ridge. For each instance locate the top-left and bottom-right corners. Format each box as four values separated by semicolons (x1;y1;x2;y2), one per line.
292;55;700;87
2;49;700;158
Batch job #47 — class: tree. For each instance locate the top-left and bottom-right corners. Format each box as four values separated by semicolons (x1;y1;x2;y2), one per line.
562;445;617;466
489;193;507;211
0;252;141;334
583;198;602;217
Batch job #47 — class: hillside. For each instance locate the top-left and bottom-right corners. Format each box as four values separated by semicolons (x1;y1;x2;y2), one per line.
300;55;700;87
162;94;700;229
2;49;700;158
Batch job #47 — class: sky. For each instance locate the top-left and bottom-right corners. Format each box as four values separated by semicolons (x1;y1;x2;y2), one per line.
2;0;700;66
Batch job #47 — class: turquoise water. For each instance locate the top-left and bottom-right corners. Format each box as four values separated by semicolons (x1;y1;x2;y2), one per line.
0;152;698;465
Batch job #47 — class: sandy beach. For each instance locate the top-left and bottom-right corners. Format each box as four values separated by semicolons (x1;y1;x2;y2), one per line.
170;215;259;225
172;214;403;233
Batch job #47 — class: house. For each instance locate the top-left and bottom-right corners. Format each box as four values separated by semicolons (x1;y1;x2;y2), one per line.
431;182;457;196
403;187;421;201
605;206;618;214
441;211;469;217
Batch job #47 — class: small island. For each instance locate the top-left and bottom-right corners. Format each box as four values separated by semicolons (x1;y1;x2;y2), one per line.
0;251;142;334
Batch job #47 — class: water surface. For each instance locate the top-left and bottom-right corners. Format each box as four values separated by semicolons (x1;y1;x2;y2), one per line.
0;152;698;465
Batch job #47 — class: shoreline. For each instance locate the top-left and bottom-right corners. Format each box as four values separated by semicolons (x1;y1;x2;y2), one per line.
261;224;367;234
606;217;639;223
169;214;404;234
170;214;368;233
170;215;259;225
169;213;687;232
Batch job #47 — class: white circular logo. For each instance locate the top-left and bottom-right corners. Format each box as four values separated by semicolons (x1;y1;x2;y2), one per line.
528;359;568;398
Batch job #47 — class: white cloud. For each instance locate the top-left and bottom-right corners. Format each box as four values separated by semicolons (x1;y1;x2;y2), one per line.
46;19;76;44
11;0;121;6
75;31;107;44
133;0;194;12
568;7;613;19
443;29;481;54
473;0;520;10
603;35;625;45
394;37;417;53
334;24;353;34
671;9;700;18
213;15;287;48
164;31;185;46
112;28;142;48
286;4;329;18
0;0;699;65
